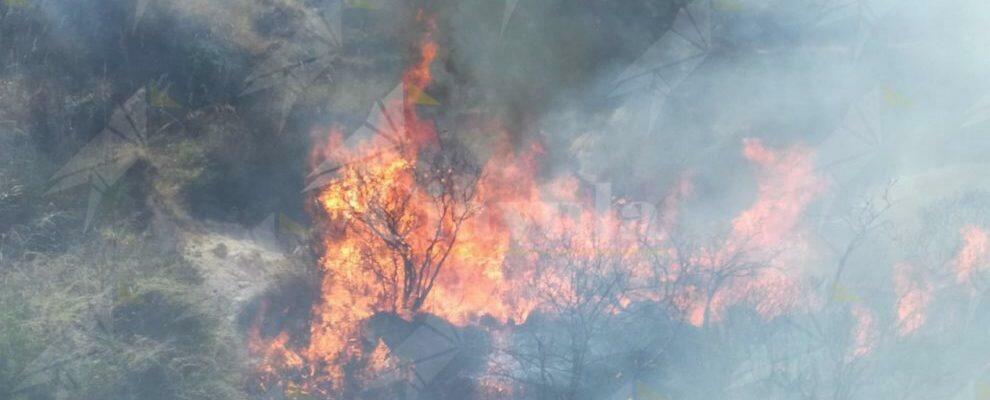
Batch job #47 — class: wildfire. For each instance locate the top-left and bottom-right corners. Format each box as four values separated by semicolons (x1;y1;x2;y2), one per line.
893;262;932;336
306;14;452;386
682;138;825;326
249;10;831;394
849;304;877;359
253;133;828;390
885;224;987;338
251;13;557;390
954;225;988;286
733;138;824;249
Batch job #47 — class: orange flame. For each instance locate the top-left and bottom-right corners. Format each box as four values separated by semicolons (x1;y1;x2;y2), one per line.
893;262;932;336
684;138;825;326
954;225;988;286
255;135;828;391
849;304;877;359
250;11;828;390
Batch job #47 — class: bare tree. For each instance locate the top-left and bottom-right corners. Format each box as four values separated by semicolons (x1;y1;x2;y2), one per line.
487;212;641;400
822;180;897;300
324;138;482;314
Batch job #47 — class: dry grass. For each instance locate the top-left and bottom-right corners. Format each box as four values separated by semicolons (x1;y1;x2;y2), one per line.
0;222;247;399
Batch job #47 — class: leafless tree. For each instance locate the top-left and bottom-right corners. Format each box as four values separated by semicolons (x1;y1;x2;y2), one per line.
822;180;897;300
487;213;641;399
325;138;482;314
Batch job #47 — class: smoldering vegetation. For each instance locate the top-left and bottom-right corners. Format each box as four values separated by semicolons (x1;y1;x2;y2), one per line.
2;0;990;399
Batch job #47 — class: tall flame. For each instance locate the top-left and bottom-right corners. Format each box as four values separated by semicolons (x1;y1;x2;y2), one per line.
682;138;825;326
249;12;829;391
255;133;827;392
